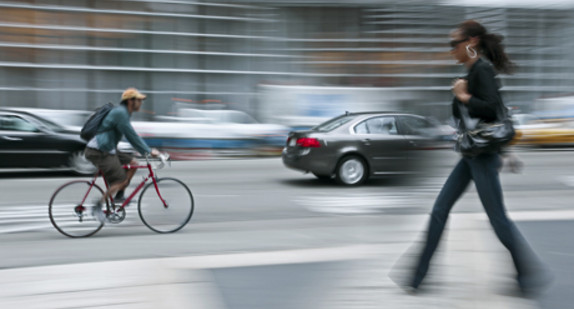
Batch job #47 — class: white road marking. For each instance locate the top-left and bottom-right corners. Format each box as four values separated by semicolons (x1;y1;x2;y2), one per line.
0;204;139;234
1;200;574;234
559;176;574;187
0;243;536;309
296;173;572;215
295;194;416;214
508;209;574;221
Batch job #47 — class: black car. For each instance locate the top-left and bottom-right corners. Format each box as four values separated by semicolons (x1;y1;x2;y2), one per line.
0;109;96;175
282;112;441;186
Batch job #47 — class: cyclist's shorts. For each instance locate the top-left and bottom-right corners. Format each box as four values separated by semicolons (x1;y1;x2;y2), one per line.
85;147;134;185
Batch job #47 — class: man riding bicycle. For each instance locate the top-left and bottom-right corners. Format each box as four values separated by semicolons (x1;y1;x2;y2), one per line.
85;88;160;222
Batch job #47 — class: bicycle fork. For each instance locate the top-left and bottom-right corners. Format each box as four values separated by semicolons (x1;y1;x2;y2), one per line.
151;177;169;208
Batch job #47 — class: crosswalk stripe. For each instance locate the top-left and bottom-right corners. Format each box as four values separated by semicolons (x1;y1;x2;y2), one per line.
296;194;417;214
0;205;140;234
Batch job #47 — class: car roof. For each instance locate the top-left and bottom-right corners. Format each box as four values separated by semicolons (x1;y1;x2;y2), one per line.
0;107;90;114
0;108;65;129
0;108;50;118
0;108;41;116
340;111;426;117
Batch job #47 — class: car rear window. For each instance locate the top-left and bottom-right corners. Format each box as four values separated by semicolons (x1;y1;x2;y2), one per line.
313;115;355;132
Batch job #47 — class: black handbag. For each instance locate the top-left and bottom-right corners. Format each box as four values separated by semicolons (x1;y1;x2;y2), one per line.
455;98;515;157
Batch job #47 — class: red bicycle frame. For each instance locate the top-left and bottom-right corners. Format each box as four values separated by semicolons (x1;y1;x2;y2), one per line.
79;161;169;210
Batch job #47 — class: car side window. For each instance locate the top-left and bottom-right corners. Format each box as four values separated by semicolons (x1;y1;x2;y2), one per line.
354;116;397;135
399;116;432;136
0;115;38;132
354;121;369;134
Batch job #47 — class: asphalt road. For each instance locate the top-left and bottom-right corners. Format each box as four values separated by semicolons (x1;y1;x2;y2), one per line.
0;149;572;308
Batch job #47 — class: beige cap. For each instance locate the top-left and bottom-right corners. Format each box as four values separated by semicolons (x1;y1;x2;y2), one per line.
121;88;146;101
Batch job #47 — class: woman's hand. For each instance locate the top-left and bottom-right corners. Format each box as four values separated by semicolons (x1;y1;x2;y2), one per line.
452;79;472;104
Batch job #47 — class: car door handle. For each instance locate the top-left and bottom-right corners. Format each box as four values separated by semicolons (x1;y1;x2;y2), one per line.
1;136;22;141
362;139;371;145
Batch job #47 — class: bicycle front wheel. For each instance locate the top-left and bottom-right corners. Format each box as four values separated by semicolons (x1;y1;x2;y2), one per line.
138;177;194;233
49;180;106;238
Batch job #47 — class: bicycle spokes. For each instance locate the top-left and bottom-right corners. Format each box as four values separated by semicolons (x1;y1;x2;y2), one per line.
138;177;194;233
50;154;192;237
49;181;105;238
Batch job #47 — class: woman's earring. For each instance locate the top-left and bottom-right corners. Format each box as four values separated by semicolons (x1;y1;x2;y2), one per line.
466;45;477;58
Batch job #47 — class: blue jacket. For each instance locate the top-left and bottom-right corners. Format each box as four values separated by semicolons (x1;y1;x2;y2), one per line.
95;105;151;155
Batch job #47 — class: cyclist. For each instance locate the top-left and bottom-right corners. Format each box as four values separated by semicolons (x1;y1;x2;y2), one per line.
85;87;160;222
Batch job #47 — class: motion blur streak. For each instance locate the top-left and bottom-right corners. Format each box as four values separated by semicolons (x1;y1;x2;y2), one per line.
0;1;573;308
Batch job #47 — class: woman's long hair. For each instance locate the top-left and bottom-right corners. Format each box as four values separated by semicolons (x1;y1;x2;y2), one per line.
459;20;515;74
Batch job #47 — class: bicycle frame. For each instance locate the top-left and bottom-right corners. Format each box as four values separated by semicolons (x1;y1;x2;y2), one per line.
79;159;168;211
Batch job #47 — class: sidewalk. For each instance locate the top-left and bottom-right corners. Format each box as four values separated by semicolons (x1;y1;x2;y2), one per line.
0;215;540;309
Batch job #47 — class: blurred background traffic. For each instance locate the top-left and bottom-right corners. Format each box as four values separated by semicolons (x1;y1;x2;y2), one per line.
1;1;574;308
1;0;574;174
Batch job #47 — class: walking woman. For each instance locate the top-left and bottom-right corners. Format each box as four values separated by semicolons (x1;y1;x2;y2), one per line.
399;20;549;294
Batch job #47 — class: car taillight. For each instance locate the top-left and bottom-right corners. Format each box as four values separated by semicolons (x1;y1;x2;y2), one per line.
296;137;321;148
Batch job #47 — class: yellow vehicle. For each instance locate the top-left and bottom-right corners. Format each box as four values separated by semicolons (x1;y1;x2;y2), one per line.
512;114;574;147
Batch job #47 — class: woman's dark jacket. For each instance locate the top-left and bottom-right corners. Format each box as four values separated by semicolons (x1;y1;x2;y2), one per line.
452;58;502;128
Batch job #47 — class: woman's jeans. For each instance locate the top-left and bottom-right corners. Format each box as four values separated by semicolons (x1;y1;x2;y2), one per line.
411;152;538;288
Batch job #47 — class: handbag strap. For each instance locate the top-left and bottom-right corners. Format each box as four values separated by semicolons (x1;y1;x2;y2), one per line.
457;91;510;131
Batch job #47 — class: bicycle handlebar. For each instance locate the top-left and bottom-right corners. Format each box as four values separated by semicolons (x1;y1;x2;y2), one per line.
145;152;171;169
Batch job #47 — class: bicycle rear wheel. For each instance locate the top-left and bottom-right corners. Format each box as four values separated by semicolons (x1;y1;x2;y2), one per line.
138;177;194;233
49;180;106;238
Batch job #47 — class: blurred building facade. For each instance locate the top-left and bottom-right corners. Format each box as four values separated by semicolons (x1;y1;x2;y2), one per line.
0;0;572;120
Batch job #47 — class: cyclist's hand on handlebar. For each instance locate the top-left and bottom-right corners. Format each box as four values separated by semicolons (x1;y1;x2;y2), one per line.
150;148;160;157
159;152;170;164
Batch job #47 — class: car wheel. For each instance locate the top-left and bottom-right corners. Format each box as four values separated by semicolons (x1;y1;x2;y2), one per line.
335;155;368;186
69;151;97;175
312;173;332;180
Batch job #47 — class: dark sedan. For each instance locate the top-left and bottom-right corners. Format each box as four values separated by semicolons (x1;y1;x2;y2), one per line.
282;112;441;185
0;109;96;175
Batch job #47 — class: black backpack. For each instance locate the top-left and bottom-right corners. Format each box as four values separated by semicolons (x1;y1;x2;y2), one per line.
80;102;114;141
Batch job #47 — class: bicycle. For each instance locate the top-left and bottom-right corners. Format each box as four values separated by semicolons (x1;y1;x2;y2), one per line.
49;153;194;238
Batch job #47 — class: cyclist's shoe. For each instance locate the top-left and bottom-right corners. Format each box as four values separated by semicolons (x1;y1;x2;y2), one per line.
91;200;106;224
113;191;131;207
113;196;131;207
114;190;125;201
